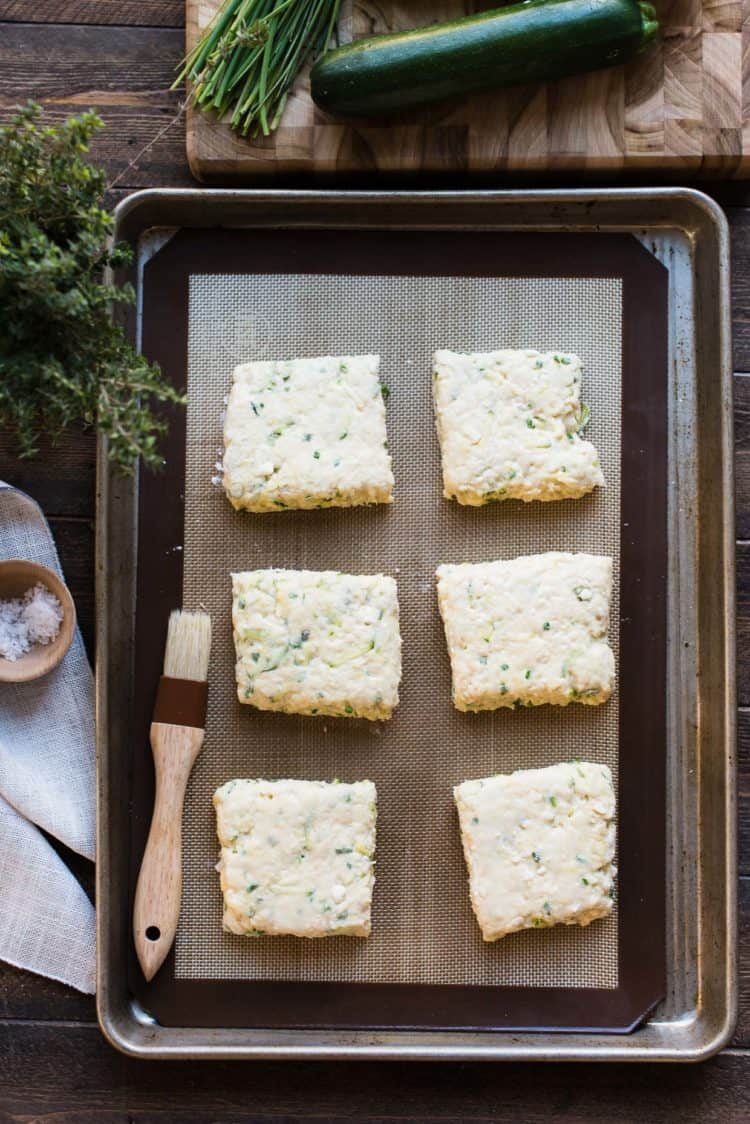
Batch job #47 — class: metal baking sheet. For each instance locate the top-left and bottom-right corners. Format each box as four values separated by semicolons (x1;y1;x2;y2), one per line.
97;189;735;1060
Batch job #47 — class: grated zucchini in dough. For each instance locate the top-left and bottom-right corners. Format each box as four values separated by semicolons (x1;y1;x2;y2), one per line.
214;778;377;938
222;355;393;512
436;552;614;711
454;762;616;941
232;569;401;719
432;348;604;504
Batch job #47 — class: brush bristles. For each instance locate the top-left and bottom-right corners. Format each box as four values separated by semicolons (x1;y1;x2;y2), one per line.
163;610;212;681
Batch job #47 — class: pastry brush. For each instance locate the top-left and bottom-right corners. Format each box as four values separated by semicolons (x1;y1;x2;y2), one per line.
134;609;211;981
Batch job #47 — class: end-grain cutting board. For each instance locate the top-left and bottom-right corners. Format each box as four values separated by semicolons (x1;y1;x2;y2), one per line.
186;0;750;179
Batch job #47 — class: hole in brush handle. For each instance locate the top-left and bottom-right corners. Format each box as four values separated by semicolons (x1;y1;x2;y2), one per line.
145;926;161;942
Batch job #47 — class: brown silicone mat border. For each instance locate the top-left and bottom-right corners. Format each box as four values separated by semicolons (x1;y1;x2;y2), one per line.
128;228;667;1033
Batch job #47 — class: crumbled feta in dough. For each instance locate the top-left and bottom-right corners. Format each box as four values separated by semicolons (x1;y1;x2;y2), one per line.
436;552;614;711
232;569;401;719
214;778;377;938
222;355;393;512
454;762;616;941
432;348;604;504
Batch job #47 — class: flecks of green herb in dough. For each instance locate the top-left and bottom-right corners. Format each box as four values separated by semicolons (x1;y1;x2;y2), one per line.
549;795;557;807
499;683;508;695
501;662;509;671
247;883;259;893
532;851;541;863
313;450;320;459
526;418;535;428
524;668;532;679
543;621;551;631
581;877;590;886
543;900;552;914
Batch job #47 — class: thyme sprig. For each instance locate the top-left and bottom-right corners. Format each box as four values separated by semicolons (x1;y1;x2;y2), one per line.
0;104;184;474
173;0;341;137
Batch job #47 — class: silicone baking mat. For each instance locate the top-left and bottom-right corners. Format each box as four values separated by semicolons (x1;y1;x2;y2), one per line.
177;272;621;987
131;227;667;1030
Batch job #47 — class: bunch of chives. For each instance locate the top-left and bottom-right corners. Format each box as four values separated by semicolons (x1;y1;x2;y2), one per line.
173;0;341;137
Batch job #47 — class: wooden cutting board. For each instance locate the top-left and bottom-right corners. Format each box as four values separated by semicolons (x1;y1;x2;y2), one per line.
186;0;750;179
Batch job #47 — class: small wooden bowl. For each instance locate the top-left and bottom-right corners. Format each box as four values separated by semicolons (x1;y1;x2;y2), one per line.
0;560;76;683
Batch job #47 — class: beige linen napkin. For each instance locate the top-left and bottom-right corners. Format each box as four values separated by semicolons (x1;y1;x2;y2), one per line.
0;481;95;993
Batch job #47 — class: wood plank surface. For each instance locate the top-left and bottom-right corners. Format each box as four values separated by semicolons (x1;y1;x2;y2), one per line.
730;209;750;369
184;0;750;180
0;1022;749;1121
0;0;184;24
0;24;190;187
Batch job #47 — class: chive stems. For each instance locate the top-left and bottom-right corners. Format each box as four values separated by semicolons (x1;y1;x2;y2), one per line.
172;0;342;137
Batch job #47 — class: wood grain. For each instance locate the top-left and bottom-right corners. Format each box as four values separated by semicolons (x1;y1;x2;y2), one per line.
48;518;95;663
0;1021;749;1120
738;875;750;1045
0;1;184;25
133;722;205;981
739;548;749;700
0;427;96;519
0;24;190;188
742;715;750;879
185;0;750;180
731;208;750;370
736;374;750;536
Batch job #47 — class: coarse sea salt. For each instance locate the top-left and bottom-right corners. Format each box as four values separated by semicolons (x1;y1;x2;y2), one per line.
0;583;64;662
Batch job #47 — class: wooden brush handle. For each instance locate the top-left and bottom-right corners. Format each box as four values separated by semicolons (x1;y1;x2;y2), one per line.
133;722;204;981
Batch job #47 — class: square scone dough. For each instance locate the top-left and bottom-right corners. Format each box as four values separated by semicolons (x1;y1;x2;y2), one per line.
454;762;616;941
436;552;614;711
232;569;401;719
432;348;604;504
222;355;394;512
214;779;377;938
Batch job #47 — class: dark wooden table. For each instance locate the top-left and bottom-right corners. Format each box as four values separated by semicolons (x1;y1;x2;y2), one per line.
1;3;749;1120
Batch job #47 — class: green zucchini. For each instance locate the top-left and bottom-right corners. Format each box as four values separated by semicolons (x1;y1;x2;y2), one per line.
310;0;658;118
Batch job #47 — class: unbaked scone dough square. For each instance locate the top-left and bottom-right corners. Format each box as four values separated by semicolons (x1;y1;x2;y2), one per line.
454;762;616;942
223;355;394;512
436;552;614;711
432;348;604;504
214;778;377;938
232;569;401;719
